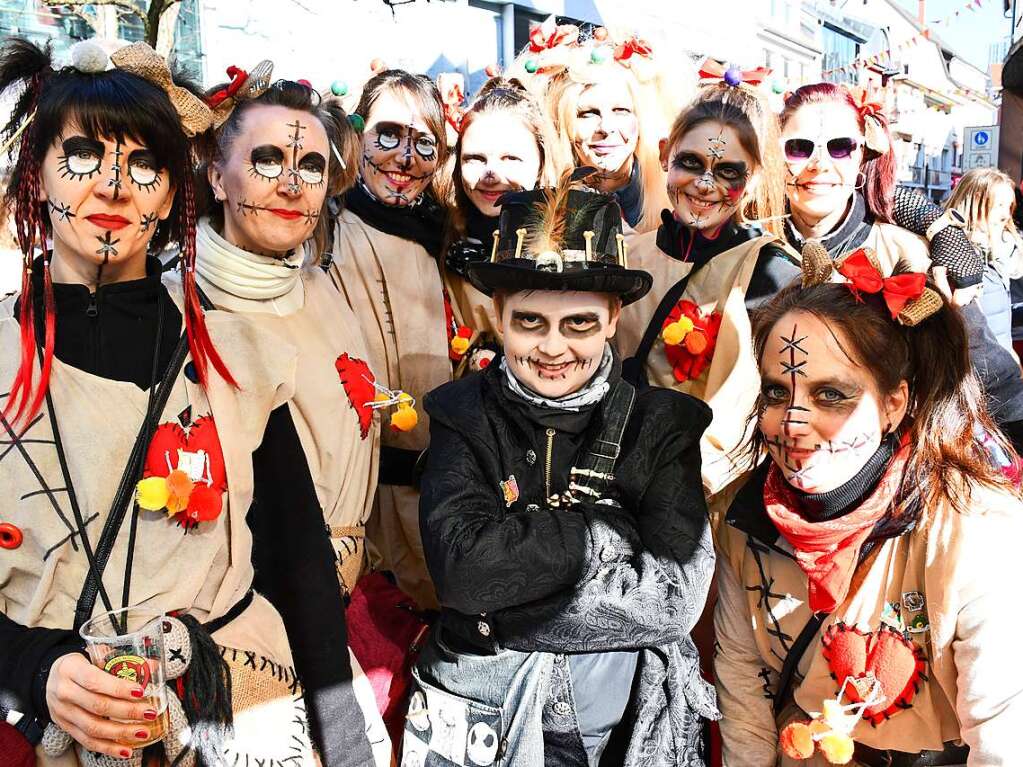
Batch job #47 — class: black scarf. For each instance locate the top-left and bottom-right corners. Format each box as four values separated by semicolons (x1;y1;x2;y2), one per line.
655;210;761;272
791;434;897;522
614;161;644;229
344;182;446;258
783;192;873;259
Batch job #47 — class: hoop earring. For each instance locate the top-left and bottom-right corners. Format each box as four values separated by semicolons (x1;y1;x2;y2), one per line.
853;171;866;191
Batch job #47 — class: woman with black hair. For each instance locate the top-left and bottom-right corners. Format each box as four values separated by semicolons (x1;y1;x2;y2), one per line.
195;68;389;765
0;38;349;766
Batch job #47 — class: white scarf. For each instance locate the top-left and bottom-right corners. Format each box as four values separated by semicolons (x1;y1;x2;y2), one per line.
501;344;614;412
195;217;305;313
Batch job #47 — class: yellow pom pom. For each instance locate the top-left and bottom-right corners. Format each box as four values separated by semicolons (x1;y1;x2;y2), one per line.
390;404;418;432
821;699;845;726
819;733;854;765
397;392;414;407
808;719;831;737
136;476;170;511
374;392;391;403
778;721;816;760
451;336;470;355
662;317;693;346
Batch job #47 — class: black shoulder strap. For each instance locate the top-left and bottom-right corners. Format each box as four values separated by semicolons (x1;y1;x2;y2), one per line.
773;611;828;715
622;271;695;386
567;378;636;502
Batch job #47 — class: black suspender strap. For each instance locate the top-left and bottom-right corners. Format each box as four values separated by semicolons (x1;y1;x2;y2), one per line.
622;271;695;386
773;611;829;715
566;378;636;503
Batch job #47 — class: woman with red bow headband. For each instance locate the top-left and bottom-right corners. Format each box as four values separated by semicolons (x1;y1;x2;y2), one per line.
715;244;1022;767
778;83;1023;454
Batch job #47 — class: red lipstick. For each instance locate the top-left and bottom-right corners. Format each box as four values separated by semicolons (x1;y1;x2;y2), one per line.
85;214;130;230
269;208;303;220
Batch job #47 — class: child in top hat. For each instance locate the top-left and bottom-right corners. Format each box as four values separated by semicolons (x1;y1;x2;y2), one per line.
407;170;718;766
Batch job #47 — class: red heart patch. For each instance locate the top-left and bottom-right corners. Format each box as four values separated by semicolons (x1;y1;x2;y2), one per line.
143;415;227;526
822;622;927;726
335;353;376;440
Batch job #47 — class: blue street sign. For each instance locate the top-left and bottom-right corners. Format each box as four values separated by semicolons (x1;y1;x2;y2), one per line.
974;131;989;146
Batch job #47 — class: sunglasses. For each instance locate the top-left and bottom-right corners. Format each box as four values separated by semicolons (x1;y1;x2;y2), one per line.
781;136;862;163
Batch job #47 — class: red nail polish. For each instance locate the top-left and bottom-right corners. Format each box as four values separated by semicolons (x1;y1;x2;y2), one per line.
135;730;148;739
120;750;132;759
143;710;157;721
130;688;144;698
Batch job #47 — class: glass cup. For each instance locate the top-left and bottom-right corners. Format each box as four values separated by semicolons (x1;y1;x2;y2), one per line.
79;607;170;748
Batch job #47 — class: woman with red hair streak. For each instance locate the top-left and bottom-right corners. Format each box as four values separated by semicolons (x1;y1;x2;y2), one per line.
0;38;368;765
778;82;1023;453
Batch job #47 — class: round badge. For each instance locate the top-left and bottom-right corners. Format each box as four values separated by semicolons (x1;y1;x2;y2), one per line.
466;722;499;765
103;653;152;690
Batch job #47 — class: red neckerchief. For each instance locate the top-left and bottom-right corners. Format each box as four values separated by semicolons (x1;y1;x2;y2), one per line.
763;443;909;612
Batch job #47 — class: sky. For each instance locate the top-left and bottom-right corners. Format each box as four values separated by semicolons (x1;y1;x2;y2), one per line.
894;0;1011;69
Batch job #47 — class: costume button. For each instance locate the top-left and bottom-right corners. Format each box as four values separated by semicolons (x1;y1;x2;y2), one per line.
526;450;537;465
0;523;23;549
553;701;572;716
477;620;491;637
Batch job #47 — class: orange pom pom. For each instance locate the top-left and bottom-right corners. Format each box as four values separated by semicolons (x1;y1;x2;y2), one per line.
451;336;470;356
593;26;608;41
485;64;500;77
166;469;194;498
684;329;708;355
779;721;816;760
390;404;418;432
370;58;386;73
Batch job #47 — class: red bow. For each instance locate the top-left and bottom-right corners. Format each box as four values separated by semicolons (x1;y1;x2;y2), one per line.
837;250;926;319
614;36;652;64
698;58;771;86
846;85;884;119
528;16;579;52
207;65;248;107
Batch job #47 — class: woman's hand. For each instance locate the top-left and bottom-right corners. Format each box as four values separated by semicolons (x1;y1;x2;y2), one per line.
932;265;981;306
45;652;158;759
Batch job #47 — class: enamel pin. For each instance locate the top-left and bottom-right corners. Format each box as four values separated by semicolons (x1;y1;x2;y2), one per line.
500;475;519;507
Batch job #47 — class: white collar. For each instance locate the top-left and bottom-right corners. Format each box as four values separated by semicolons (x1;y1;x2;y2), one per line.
195;217;305;315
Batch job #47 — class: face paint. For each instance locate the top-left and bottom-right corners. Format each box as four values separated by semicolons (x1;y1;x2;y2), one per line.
459;112;542;218
498;291;618;399
782;103;864;228
358;89;439;207
758;310;898;493
211;104;330;257
571;74;639;186
39;124;175;282
664;121;753;234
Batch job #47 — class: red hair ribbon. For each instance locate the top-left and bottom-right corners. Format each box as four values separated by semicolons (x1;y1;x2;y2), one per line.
613;36;652;64
439;77;465;133
837;249;926;319
698;58;771;86
846;85;884;119
528;16;579;52
207;65;249;107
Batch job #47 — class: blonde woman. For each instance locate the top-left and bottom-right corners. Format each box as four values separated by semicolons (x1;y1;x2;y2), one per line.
946;167;1023;351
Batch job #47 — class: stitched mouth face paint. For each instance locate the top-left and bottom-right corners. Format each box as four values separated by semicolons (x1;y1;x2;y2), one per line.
499;291;618;400
664;121;752;234
757;310;889;493
40;124;173;278
358;89;440;208
213;104;330;257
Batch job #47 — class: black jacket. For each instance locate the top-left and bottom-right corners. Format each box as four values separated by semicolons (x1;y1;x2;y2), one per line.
419;358;716;654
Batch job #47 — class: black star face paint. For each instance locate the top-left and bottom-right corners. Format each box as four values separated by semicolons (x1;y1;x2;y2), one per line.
758;310;889;493
213;104;332;257
664;121;754;234
41;127;173;280
499;292;617;400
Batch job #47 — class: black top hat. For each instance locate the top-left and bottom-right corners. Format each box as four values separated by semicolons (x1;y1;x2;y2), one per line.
466;172;652;306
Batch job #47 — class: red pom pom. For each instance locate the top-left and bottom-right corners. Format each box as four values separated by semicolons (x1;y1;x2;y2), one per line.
370;58;386;73
485;64;500;77
185;485;223;523
297;78;312;88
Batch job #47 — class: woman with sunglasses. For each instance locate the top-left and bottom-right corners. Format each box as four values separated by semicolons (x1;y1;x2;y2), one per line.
616;80;798;497
778;83;1023;451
